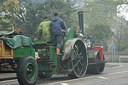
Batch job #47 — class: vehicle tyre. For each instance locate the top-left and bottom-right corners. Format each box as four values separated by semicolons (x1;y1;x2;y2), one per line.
17;56;38;85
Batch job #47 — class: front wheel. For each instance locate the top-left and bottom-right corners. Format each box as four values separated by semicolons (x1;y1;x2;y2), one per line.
87;52;105;74
17;56;38;85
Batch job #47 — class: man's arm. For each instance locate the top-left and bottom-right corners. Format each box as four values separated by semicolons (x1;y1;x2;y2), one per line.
60;20;66;30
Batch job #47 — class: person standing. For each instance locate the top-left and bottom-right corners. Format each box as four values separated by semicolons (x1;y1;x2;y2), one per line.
38;16;51;42
50;13;66;55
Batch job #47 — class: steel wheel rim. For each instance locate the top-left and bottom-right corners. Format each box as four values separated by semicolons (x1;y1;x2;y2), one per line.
25;62;36;81
72;41;87;77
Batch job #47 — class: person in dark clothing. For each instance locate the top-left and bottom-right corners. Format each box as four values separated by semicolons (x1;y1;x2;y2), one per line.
50;13;66;55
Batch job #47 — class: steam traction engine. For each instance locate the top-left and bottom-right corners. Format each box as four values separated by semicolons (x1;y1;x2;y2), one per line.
0;11;106;85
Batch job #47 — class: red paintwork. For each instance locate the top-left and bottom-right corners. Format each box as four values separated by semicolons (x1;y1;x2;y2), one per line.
92;46;103;60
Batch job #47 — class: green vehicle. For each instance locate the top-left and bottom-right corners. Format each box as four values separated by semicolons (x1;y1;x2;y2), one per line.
0;12;106;85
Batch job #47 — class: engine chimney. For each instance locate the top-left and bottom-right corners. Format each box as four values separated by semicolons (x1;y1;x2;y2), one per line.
78;11;84;35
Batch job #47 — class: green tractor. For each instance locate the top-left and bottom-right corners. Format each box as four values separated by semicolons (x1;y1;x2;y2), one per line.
0;12;106;85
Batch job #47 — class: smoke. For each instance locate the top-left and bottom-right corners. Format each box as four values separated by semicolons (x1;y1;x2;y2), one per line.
71;0;85;10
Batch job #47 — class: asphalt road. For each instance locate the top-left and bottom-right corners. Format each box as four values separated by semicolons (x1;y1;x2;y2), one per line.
0;63;128;85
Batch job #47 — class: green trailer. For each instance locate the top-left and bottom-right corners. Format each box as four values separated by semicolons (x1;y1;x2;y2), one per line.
0;31;38;85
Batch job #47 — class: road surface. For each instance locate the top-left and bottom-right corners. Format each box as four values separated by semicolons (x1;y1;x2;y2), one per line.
0;63;128;85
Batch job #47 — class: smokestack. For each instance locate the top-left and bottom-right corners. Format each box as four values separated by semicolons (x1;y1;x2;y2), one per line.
78;11;84;35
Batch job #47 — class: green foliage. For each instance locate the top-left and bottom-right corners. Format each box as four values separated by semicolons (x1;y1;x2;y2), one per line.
86;24;113;45
0;15;11;28
84;0;128;30
1;0;19;28
83;0;128;49
84;0;118;26
2;0;19;13
15;0;77;39
37;0;77;28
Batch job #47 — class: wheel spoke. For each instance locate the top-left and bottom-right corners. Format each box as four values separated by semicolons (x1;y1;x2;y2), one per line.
79;67;84;76
26;62;36;81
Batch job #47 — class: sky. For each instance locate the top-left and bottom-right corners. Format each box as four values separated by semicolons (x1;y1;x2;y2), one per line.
117;4;128;21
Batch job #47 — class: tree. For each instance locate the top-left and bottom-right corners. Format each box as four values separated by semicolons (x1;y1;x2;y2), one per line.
2;0;20;29
112;17;128;51
84;0;125;27
83;0;128;51
15;0;77;39
86;24;113;45
38;0;77;28
0;15;11;29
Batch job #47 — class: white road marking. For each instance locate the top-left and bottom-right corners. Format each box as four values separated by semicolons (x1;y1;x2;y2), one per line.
0;79;17;83
83;80;102;85
98;76;108;80
105;63;123;69
61;83;69;85
108;71;128;75
47;76;96;85
48;70;128;85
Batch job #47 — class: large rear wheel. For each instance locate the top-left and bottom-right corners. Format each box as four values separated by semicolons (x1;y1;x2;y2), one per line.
17;56;38;85
68;40;88;78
